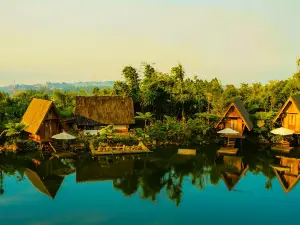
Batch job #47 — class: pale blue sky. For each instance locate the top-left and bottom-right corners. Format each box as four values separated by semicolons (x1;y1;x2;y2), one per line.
0;0;299;86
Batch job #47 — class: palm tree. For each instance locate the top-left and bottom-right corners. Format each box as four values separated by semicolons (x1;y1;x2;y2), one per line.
135;112;154;140
135;112;153;127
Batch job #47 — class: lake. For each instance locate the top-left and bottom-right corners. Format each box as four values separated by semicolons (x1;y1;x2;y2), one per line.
1;143;300;225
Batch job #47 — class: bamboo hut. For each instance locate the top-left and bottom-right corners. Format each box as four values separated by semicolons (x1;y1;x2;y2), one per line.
219;155;249;191
76;159;134;183
75;96;135;133
273;95;300;134
215;98;253;137
21;98;62;142
270;156;300;193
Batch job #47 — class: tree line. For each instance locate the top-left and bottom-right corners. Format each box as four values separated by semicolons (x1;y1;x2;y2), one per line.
1;59;300;142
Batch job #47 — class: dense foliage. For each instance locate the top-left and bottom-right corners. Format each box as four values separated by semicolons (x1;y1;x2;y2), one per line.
0;59;300;143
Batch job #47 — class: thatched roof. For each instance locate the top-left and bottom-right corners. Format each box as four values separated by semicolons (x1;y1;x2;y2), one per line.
273;95;300;122
220;156;249;191
76;159;134;183
75;96;135;126
21;98;59;134
215;98;253;131
25;168;64;199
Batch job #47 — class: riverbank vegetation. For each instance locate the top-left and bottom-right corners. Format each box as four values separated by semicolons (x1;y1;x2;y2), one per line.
1;59;300;146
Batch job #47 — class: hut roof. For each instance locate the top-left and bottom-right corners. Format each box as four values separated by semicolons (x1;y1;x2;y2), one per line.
273;95;300;122
220;156;249;191
215;98;253;131
75;96;135;126
20;98;58;134
25;168;64;199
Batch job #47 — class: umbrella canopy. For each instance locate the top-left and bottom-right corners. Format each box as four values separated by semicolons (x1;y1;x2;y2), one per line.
217;128;239;134
270;127;294;136
52;132;76;140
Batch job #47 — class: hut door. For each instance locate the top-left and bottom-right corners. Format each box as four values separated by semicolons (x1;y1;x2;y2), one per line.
45;122;49;140
237;119;243;134
288;114;296;130
230;119;238;132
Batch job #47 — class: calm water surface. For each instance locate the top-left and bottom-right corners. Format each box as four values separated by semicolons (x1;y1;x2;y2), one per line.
1;143;300;225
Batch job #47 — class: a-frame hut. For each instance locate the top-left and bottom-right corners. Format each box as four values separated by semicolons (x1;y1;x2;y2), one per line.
219;155;249;191
270;156;300;193
75;96;135;133
215;98;253;136
273;95;300;134
21;98;62;142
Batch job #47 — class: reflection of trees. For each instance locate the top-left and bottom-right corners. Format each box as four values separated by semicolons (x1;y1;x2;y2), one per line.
0;154;75;197
138;163;167;202
113;175;139;197
0;143;289;203
0;170;4;195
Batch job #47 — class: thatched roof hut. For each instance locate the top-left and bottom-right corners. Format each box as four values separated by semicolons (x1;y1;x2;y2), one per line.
21;98;62;142
215;98;253;135
273;95;300;134
75;96;135;128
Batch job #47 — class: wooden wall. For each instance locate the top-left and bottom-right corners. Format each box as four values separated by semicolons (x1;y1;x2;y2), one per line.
281;102;300;134
218;106;245;134
32;106;61;142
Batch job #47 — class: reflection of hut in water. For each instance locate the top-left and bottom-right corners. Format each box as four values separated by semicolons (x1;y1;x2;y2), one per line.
21;98;62;143
219;155;249;191
76;159;134;183
75;96;135;133
215;98;253;137
270;156;300;193
25;159;74;199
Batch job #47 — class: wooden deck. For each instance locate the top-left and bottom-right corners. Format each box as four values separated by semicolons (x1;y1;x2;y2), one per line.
217;147;239;155
271;145;293;153
90;149;152;156
178;149;196;155
222;134;246;139
89;140;152;156
52;151;77;158
269;164;291;172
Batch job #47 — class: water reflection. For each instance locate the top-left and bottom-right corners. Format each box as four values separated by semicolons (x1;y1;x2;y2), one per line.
270;156;300;193
218;155;249;191
25;159;75;199
1;144;300;206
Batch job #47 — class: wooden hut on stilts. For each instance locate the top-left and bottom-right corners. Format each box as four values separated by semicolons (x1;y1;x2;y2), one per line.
215;98;253;152
21;98;62;147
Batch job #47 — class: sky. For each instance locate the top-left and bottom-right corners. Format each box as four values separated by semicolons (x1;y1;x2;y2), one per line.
1;0;300;86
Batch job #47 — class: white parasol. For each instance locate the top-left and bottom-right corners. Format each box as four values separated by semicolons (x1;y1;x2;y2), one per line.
217;128;239;135
270;127;294;136
217;128;239;145
52;132;76;140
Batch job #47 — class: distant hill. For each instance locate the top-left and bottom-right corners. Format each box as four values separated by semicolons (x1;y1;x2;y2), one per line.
0;81;114;95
